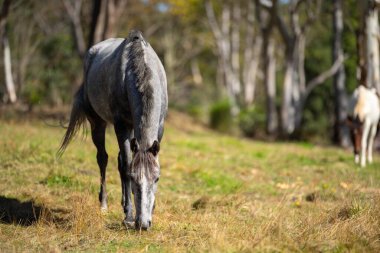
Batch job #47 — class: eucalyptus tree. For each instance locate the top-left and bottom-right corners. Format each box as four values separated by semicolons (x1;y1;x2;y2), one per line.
269;0;344;136
1;0;16;103
332;0;350;147
205;0;261;115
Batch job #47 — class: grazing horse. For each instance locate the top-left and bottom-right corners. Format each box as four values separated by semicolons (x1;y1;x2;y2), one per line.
58;30;168;230
347;85;379;167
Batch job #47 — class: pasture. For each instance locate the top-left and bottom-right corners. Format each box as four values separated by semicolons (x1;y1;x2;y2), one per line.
0;111;379;252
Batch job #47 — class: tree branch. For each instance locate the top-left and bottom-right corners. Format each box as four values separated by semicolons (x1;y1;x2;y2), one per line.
304;54;345;99
205;0;223;42
62;0;86;57
273;2;291;43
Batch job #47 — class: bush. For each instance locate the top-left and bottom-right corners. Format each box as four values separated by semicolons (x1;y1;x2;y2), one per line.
209;99;233;133
238;106;266;137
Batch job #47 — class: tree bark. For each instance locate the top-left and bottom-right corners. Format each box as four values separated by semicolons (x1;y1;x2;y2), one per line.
231;0;241;95
205;0;240;114
244;0;261;105
257;0;278;134
0;0;16;103
63;0;86;58
3;32;16;103
264;39;278;134
363;0;380;91
332;0;350;147
88;0;127;48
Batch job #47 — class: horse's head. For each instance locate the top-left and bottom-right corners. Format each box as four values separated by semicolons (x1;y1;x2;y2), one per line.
129;138;160;230
346;115;363;163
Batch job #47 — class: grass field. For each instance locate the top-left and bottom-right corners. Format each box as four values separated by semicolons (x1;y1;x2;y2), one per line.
0;111;380;252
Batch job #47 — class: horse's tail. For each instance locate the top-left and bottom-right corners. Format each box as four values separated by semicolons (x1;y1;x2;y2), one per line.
57;85;87;158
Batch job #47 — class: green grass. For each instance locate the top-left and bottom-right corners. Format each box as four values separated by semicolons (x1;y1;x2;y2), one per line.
0;112;379;252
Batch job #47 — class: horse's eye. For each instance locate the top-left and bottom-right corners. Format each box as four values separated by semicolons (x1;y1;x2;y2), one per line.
154;177;160;183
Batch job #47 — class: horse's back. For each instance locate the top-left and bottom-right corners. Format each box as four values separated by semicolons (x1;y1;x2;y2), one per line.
84;34;168;138
351;86;380;123
144;44;168;120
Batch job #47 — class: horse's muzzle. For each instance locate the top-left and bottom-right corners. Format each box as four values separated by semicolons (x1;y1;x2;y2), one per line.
135;220;151;231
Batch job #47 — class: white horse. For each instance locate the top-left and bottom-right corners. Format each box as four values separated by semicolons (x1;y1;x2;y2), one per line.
347;85;380;167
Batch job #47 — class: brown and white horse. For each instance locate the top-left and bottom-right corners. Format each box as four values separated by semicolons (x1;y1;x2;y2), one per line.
347;85;380;167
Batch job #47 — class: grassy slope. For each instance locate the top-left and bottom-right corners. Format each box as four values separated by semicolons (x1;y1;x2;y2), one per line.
0;112;379;252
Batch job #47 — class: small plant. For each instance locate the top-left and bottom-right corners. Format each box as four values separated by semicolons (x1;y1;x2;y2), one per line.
238;106;266;137
209;99;234;133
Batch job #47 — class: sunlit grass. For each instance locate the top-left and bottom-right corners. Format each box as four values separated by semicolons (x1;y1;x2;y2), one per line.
0;112;379;252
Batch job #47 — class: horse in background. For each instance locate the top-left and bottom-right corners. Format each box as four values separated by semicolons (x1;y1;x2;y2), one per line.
347;85;380;167
58;30;168;230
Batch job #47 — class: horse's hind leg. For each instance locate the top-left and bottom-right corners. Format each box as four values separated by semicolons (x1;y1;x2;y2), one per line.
368;123;377;164
361;120;370;167
114;120;134;227
90;119;108;211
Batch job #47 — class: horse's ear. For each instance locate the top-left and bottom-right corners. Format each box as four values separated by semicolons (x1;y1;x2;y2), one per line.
130;138;139;153
148;140;160;156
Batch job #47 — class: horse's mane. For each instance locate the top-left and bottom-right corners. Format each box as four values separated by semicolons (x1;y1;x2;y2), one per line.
125;30;155;134
130;151;159;184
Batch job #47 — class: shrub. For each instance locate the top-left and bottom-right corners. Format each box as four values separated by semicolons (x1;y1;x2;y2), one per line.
238;106;266;137
209;99;233;133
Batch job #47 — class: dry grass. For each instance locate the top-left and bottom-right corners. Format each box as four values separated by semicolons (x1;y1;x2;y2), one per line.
0;112;380;252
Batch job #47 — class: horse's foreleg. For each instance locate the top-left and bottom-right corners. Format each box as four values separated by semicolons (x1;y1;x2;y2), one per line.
368;123;377;164
361;120;370;167
115;122;134;227
90;121;108;211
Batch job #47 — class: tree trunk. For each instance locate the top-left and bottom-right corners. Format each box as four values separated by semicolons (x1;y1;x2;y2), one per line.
191;59;203;86
264;39;278;134
3;32;16;103
0;0;16;103
231;0;241;95
364;0;380;91
332;0;350;147
205;0;240;114
163;25;175;96
243;0;260;105
94;0;107;43
88;0;127;48
281;56;296;135
63;0;86;58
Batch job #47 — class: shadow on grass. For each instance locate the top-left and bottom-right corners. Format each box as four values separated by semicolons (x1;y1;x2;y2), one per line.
0;196;68;226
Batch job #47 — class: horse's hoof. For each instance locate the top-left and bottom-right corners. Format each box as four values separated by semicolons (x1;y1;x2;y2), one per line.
354;155;359;164
100;206;108;214
123;219;135;229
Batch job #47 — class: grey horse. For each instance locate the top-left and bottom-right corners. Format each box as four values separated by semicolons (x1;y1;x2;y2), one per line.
58;30;168;230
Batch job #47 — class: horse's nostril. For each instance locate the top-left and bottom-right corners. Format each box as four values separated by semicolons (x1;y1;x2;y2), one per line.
148;220;152;227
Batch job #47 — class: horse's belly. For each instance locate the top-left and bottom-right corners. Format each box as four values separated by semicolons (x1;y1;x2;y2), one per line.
86;77;114;123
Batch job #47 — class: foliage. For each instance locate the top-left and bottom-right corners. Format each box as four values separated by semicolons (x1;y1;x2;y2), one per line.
238;105;266;137
209;99;234;133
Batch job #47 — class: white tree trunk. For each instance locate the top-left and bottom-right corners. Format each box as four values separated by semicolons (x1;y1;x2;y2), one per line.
243;39;261;105
243;0;260;105
205;0;240;114
282;58;296;134
265;39;278;134
191;59;203;86
365;1;380;91
231;1;241;94
3;34;16;103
